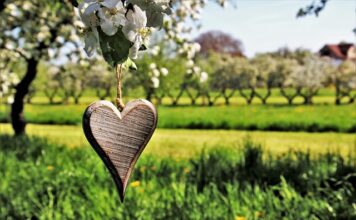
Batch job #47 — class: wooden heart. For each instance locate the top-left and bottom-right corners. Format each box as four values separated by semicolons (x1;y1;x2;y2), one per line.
82;99;157;202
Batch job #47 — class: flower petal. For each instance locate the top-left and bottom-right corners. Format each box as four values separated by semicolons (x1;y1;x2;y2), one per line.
122;23;138;42
113;13;126;27
101;0;120;9
81;12;99;27
84;3;100;15
101;23;117;36
129;36;142;59
84;29;98;56
97;8;117;35
132;5;147;27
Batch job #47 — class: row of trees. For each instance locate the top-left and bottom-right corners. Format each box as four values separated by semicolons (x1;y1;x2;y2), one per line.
144;51;355;106
22;59;115;104
18;49;355;106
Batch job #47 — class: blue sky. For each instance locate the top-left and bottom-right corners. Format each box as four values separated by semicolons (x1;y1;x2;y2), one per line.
195;0;356;57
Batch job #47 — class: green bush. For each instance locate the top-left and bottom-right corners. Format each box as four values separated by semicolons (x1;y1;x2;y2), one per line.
0;135;355;219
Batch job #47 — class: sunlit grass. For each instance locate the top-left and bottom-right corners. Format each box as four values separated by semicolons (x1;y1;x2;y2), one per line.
1;100;354;132
1;123;354;158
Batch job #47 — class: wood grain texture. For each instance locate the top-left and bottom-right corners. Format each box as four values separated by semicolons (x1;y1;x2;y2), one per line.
83;99;157;202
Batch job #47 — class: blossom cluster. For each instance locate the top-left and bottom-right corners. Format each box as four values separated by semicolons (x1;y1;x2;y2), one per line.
149;63;169;88
161;0;228;84
78;0;172;60
0;70;19;103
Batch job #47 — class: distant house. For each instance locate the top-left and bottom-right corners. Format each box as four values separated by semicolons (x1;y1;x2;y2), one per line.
319;43;356;65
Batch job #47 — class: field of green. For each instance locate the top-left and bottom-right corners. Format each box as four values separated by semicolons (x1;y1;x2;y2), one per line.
1;97;355;132
0;124;355;158
1;135;355;219
1;91;355;219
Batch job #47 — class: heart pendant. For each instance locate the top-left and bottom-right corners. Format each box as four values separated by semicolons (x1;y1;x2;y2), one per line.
82;99;157;201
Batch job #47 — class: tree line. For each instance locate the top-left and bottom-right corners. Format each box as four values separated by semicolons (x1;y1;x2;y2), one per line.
21;49;355;106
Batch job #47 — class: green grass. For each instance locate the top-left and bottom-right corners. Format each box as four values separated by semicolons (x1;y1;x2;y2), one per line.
1;101;355;132
1;124;355;158
1;135;355;219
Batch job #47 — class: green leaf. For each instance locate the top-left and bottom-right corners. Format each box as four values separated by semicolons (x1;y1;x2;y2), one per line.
122;58;137;71
98;27;132;67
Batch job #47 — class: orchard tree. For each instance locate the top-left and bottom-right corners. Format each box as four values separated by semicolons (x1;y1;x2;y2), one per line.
334;60;356;104
209;55;238;105
275;58;301;105
235;58;258;104
184;65;208;105
0;0;82;134
65;62;89;104
289;56;332;104
161;58;186;106
87;60;116;100
0;50;19;103
150;64;170;105
42;66;62;104
198;52;231;106
251;54;277;104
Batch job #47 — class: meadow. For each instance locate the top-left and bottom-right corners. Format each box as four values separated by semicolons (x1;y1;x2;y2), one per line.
1;96;355;133
0;135;355;219
0;123;355;158
1;91;355;219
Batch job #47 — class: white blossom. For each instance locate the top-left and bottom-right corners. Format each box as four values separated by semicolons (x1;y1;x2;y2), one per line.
151;77;160;88
97;1;126;36
152;69;160;77
160;67;169;76
149;63;157;70
150;45;160;56
200;71;208;83
122;6;150;59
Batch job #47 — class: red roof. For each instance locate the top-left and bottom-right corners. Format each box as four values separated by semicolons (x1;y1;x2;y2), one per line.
319;43;355;60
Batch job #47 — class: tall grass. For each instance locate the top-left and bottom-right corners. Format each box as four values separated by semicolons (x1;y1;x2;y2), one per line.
0;135;355;219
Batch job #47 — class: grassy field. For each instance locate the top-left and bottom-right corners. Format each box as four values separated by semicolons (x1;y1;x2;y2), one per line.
1;123;355;158
1;135;355;219
1;100;355;132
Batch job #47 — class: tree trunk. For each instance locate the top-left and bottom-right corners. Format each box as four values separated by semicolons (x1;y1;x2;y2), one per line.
303;96;313;105
74;96;80;104
224;96;230;105
169;87;184;106
146;88;154;101
287;98;293;105
26;96;32;104
335;80;341;105
157;98;162;105
238;88;255;105
11;58;38;135
280;87;299;105
62;96;70;104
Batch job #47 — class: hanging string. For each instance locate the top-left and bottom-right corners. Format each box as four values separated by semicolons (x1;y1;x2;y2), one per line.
115;64;125;111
